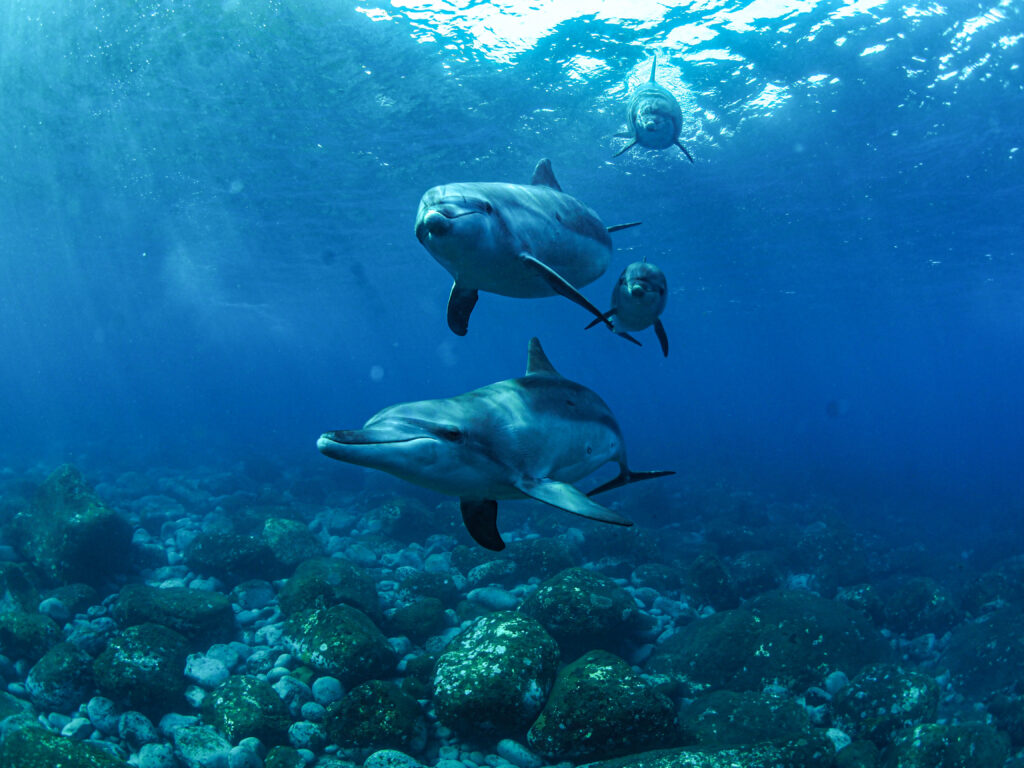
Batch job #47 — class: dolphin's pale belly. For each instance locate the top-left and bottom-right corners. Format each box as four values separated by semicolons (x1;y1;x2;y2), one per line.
419;182;612;297
628;85;683;150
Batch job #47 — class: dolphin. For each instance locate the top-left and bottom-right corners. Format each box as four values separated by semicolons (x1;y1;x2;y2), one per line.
586;259;670;357
317;338;673;551
414;159;641;337
614;57;694;162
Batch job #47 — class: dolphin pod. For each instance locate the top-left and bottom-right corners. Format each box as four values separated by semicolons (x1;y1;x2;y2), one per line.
415;158;640;338
318;338;673;550
320;56;689;548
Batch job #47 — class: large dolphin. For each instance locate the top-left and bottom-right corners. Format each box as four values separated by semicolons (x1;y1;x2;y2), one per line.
317;338;673;551
587;259;670;357
614;57;694;162
414;159;640;337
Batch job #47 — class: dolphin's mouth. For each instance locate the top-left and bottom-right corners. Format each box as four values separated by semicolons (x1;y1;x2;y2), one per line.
318;431;432;448
415;207;484;242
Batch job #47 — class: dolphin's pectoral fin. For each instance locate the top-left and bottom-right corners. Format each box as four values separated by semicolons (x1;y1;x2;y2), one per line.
613;140;637;158
447;283;479;336
530;158;563;192
614;131;634;139
675;140;695;164
516;253;613;330
460;498;505;551
607;221;642;233
616;331;643;347
516;478;633;527
587;467;675;497
654;318;669;357
585;308;616;330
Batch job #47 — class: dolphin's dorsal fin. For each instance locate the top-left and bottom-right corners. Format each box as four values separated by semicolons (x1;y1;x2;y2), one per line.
526;337;561;377
530;159;562;192
649;56;658;82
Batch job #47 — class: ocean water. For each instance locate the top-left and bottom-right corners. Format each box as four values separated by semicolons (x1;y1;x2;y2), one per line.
0;1;1023;763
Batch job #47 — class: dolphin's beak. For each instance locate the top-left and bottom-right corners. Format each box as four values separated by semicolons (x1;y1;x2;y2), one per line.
628;282;645;297
416;210;451;242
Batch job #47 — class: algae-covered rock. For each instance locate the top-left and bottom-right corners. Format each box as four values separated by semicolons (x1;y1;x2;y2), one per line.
0;562;40;613
284;605;396;685
202;674;291;745
184;530;276;585
433;611;559;738
578;734;836;768
884;577;961;637
881;723;1009;767
687;553;739;610
519;567;640;659
265;745;306;768
646;589;890;695
278;557;379;619
12;464;132;586
0;691;33;721
327;679;425;751
0;610;62;661
93;622;189;716
0;726;128;768
112;583;234;647
938;606;1024;698
172;724;231;768
25;641;95;713
262;517;323;570
387;597;447;644
680;689;814;746
527;650;679;761
832;663;939;747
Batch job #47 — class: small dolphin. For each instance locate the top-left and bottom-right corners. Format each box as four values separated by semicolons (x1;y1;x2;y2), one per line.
587;259;670;357
415;159;640;337
614;57;694;162
317;338;673;551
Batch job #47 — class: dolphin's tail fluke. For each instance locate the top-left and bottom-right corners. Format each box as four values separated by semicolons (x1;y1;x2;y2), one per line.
587;467;674;497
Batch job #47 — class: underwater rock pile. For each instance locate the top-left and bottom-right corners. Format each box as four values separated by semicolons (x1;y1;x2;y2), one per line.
0;463;1021;767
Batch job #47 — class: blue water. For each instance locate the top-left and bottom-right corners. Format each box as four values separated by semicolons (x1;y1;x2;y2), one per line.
0;0;1021;541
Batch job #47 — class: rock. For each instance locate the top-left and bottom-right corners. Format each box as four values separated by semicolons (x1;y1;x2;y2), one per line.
0;726;127;768
884;577;961;636
832;663;939;747
86;695;120;736
311;675;344;707
93;622;189;717
518;567;640;659
387;597;447;644
138;742;179;768
527;649;679;761
882;723;1010;767
11;464;132;585
0;610;62;661
496;739;543;768
231;580;276;611
687;553;739;610
118;710;160;749
646;589;890;695
25;642;95;713
262;517;323;570
834;739;880;768
506;538;579;579
173;724;233;768
203;674;291;745
284;605;396;685
466;586;519;612
228;743;263;768
112;584;234;647
578;734;837;768
277;558;379;619
728;550;784;598
433;612;559;738
938;606;1024;698
48;583;102;616
0;691;33;721
66;616;118;656
0;562;39;613
835;583;886;624
184;531;276;586
287;720;327;751
679;689;814;746
362;749;424;768
467;559;519;588
394;570;461;607
264;745;305;768
326;679;425;751
185;654;232;690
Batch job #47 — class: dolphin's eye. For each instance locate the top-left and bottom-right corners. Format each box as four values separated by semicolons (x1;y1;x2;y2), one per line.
483;202;493;214
436;426;465;443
